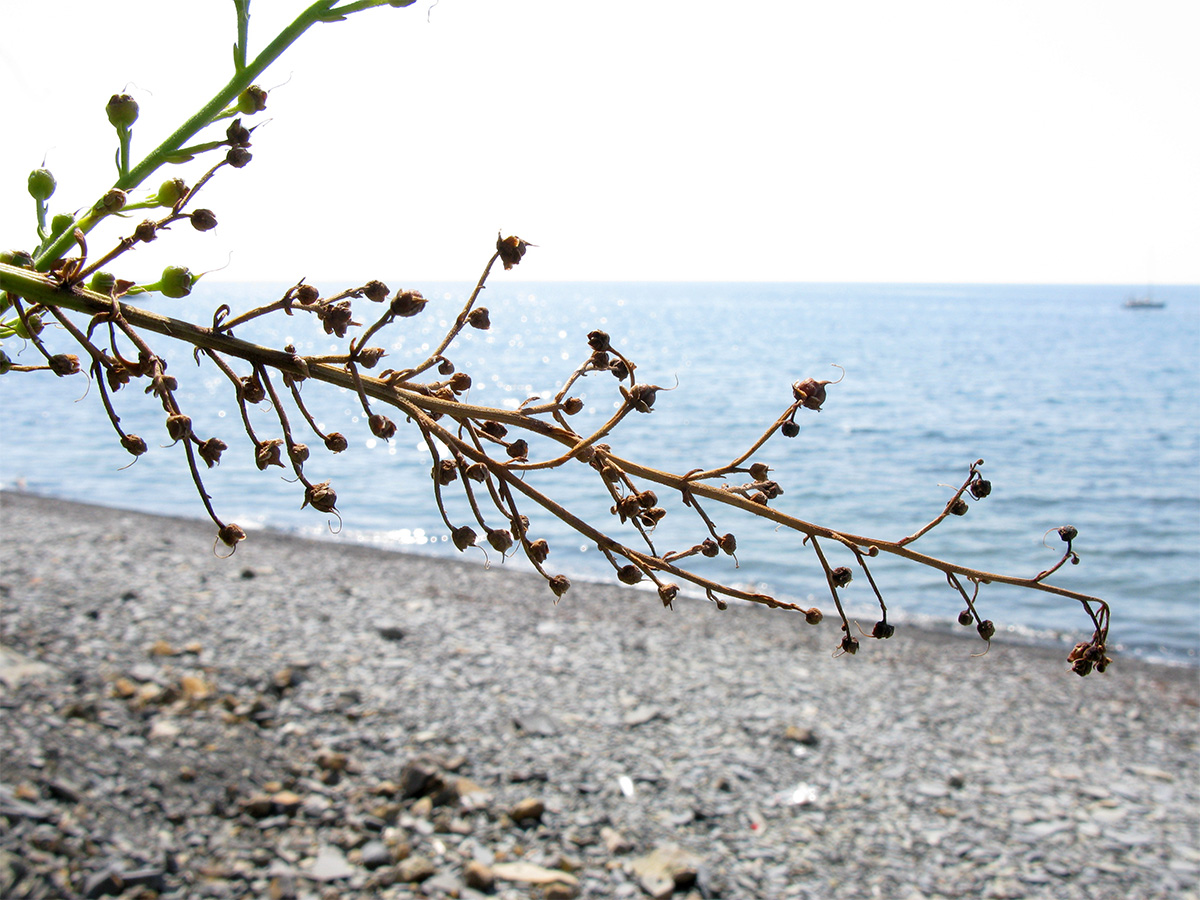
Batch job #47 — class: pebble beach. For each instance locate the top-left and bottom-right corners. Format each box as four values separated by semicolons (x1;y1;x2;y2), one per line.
1;490;1197;899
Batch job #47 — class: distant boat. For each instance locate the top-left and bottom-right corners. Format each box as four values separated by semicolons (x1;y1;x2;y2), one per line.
1123;296;1165;309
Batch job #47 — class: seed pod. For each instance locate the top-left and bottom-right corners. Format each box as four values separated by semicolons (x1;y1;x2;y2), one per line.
638;507;666;526
587;330;611;352
749;462;770;481
120;434;148;456
840;635;860;655
792;377;832;411
433;459;458;485
324;432;348;453
450;372;472;393
871;620;895;639
700;538;719;558
391;290;427;317
437;358;455;375
780;420;800;438
970;478;992;499
363;280;389;302
831;566;853;588
658;583;679;608
529;539;550;564
590;351;610;369
98;189;127;213
356;346;386;368
155;178;189;207
369;414;397;440
548;574;571;598
256;440;284;469
131;219;157;243
0;350;11;375
465;462;488;482
240;375;266;404
159;265;195;299
165;414;192;442
626;383;658;412
198;437;227;468
48;216;73;240
14;312;44;338
506;439;528;459
562;396;584;415
237;84;268;114
226;147;252;168
637;490;658;508
957;609;973;627
452;526;477;551
977;620;996;642
190;209;218;232
610;360;630;380
717;533;737;555
106;94;139;129
289;442;310;465
467;307;491;329
27;168;56;202
304;482;338;514
949;498;969;516
496;234;529;269
217;522;246;548
805;608;823;625
48;354;80;376
487;529;514;554
479;420;507;439
1058;525;1078;542
226;119;251;147
296;284;320;305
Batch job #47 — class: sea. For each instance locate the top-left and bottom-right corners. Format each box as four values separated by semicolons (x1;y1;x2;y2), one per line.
2;282;1198;666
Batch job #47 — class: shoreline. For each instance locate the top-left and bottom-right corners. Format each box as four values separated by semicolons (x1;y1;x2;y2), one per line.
2;489;1198;899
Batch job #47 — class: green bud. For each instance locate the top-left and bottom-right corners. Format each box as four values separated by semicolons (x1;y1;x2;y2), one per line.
236;85;268;114
0;349;11;374
154;178;188;207
106;93;139;129
160;265;196;299
50;214;75;238
28;168;56;202
0;292;9;313
0;250;34;268
12;312;43;339
88;272;117;295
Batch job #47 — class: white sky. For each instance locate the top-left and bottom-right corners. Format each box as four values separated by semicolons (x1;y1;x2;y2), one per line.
1;1;1196;284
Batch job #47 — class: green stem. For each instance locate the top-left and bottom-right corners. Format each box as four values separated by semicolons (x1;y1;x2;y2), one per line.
33;0;404;271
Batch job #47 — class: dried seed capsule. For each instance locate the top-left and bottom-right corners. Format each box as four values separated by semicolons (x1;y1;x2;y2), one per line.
449;372;472;393
225;118;251;147
562;396;584;415
831;566;853;588
496;234;529;269
749;462;770;481
610;360;630;380
587;330;611;352
218;522;246;548
240;375;266;404
465;463;488;482
970;478;992;499
288;442;310;465
303;482;338;514
98;189;127;213
506;439;529;459
363;280;389;302
356;347;386;368
957;609;973;627
840;634;860;655
134;220;157;243
479;420;507;439
256;440;284;469
120;434;148;456
529;539;550;564
627;383;658;412
226;147;252;168
487;529;513;553
548;574;570;598
805;608;823;625
324;432;348;453
48;354;80;376
452;525;477;551
717;533;737;555
437;358;455;375
391;290;427;317
792;377;830;411
190;209;218;232
27;168;56;202
467;307;491;329
700;538;719;558
780;420;800;438
369;414;397;440
198;437;227;467
658;583;679;608
977;620;996;642
165;414;192;442
1058;525;1078;542
871;620;895;639
433;460;458;485
637;490;658;508
949;498;969;516
296;284;320;305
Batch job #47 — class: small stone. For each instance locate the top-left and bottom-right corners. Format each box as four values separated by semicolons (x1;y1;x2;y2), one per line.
629;844;702;898
306;845;354;882
241;794;275;818
271;790;302;815
602;826;634;855
396;855;436;883
360;840;391;870
148;639;175;657
784;724;819;746
492;862;580;887
377;625;406;641
83;869;123;899
463;860;495;891
315;747;348;772
510;797;545;823
623;705;664;727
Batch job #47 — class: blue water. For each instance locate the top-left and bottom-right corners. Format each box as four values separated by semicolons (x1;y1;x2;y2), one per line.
3;282;1198;664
